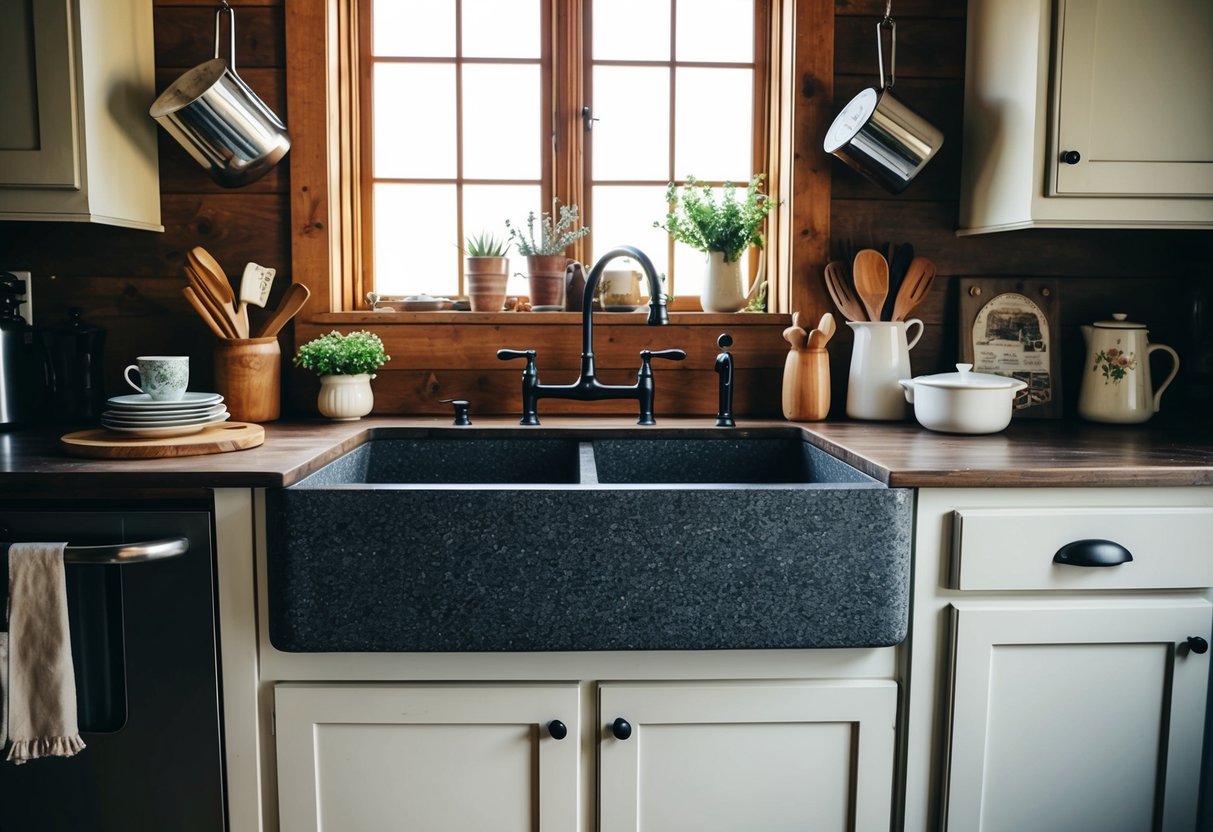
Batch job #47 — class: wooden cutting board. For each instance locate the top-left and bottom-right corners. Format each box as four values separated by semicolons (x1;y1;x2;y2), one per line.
60;422;265;459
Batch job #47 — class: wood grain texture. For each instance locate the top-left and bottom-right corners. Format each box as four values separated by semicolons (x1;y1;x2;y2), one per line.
214;338;282;422
2;0;1209;428
782;348;831;420
60;423;265;459
4;417;1207;489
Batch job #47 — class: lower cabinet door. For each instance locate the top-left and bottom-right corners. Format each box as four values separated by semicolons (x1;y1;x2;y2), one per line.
945;600;1212;832
275;683;580;832
598;680;897;832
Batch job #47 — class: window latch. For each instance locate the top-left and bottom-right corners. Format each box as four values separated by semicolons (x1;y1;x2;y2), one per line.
581;106;599;132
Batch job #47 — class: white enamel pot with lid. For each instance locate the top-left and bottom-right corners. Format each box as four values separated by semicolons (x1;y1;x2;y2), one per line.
899;364;1027;434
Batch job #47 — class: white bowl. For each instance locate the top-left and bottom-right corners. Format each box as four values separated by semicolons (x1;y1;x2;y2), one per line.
898;364;1027;434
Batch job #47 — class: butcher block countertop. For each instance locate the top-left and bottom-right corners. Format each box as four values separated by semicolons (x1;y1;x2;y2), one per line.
0;416;1209;494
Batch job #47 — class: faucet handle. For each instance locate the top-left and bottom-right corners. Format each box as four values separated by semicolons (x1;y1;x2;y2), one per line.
497;349;536;362
641;349;686;362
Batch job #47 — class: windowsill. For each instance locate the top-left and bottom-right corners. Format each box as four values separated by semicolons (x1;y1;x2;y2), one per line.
310;311;786;325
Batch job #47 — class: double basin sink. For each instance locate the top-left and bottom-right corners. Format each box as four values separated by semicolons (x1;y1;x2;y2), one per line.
265;429;912;652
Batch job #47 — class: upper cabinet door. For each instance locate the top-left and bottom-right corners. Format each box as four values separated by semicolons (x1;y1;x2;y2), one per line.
0;0;80;188
1053;0;1213;197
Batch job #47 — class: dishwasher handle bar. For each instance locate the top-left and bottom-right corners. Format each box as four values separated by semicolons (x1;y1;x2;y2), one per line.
63;536;189;565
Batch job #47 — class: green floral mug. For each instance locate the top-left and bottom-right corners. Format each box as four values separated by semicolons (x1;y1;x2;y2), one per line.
124;356;189;401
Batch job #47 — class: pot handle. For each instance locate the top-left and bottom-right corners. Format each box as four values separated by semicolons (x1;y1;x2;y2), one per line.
904;318;924;351
875;3;896;90
1148;343;1180;412
214;1;240;77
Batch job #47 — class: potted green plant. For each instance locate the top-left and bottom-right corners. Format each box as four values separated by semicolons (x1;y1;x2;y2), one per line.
463;231;511;312
657;174;774;312
294;330;390;420
505;200;591;309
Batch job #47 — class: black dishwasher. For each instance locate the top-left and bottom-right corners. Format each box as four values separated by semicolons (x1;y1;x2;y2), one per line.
0;509;226;832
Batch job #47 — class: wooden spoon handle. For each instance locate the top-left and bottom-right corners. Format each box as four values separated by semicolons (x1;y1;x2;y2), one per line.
182;286;232;340
257;283;311;338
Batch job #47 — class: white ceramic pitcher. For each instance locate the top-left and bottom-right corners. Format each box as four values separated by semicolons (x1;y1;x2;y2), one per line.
846;319;924;420
1078;313;1179;424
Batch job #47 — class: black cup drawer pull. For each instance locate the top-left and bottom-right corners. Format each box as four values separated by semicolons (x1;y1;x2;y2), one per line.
1052;539;1133;568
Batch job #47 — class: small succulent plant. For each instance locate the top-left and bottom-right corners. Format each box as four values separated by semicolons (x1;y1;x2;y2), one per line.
464;231;510;258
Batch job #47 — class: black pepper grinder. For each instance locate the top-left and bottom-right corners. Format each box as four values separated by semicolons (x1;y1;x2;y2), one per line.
714;333;735;427
42;307;107;423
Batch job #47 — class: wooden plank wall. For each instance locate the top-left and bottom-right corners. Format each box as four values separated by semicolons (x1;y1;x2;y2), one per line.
1;0;1209;421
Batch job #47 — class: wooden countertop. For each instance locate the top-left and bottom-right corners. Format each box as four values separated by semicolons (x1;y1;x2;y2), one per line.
0;416;1209;494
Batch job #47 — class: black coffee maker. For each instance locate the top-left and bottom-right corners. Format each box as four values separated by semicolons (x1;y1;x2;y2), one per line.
0;273;39;429
42;306;107;423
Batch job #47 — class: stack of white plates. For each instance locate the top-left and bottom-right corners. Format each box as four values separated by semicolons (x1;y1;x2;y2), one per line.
102;392;230;438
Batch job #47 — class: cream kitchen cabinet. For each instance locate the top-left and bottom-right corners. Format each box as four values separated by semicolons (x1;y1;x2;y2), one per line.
958;0;1213;234
273;678;897;832
0;0;161;230
901;488;1213;832
599;680;896;832
274;683;582;832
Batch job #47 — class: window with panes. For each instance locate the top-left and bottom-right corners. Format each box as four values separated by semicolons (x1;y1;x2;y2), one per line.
361;0;767;309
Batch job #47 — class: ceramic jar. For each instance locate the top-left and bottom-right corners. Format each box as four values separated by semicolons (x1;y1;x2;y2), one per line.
317;373;375;421
702;251;748;313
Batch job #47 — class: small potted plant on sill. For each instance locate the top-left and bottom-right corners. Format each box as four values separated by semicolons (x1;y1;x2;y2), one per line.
294;330;390;421
657;173;774;313
506;200;591;309
463;231;511;312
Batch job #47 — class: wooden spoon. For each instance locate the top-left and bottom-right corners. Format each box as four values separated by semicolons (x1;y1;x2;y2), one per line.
257;283;311;338
852;249;889;322
784;313;808;348
184;265;240;338
182;286;232;340
188;247;247;337
890;257;937;321
807;312;836;349
823;261;866;322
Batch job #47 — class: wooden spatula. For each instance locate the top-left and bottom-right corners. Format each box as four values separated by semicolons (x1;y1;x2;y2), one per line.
257;283;311;338
891;257;936;322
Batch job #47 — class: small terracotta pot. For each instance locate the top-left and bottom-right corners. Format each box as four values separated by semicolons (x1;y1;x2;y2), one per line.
465;256;509;312
214;337;280;422
526;255;570;308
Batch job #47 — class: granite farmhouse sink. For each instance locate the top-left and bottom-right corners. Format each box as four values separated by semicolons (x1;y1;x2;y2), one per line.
265;429;912;652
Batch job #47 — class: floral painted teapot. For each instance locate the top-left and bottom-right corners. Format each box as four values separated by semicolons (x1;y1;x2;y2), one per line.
1078;313;1179;424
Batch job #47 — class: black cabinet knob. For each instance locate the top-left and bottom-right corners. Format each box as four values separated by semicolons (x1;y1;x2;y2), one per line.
611;717;632;740
1185;636;1209;655
547;719;568;740
1061;150;1082;165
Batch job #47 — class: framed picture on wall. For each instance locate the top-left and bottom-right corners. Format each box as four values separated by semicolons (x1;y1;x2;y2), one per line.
959;278;1062;419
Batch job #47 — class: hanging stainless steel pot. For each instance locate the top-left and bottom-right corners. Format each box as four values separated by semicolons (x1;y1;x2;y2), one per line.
150;2;290;188
823;7;943;194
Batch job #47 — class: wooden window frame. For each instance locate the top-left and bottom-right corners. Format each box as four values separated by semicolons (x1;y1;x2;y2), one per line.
286;0;833;416
289;0;830;320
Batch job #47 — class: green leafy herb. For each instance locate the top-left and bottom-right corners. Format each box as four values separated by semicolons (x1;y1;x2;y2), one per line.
656;174;775;263
294;330;390;376
506;200;591;256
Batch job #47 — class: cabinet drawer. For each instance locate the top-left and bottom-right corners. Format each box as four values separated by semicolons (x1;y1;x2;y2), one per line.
951;507;1213;591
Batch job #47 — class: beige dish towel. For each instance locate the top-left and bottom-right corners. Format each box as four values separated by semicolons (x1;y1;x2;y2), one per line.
3;542;86;764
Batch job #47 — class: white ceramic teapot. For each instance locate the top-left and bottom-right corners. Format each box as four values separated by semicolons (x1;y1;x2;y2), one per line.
1078;313;1179;424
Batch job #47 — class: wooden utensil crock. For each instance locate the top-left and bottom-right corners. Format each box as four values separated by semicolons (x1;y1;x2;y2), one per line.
782;346;830;421
214;337;280;422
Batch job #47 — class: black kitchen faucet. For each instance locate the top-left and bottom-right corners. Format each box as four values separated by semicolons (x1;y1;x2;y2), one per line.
497;245;685;425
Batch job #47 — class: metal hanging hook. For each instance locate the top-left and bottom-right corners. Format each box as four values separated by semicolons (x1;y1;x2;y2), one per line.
875;4;896;90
